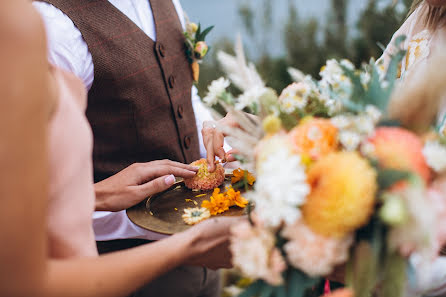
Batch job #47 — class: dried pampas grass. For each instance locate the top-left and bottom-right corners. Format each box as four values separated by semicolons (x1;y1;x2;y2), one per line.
388;45;446;132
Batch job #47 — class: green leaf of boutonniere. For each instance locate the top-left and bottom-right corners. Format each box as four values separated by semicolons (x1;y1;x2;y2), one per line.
196;25;214;42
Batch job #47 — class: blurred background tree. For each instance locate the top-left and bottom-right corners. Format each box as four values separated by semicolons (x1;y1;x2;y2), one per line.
196;0;411;96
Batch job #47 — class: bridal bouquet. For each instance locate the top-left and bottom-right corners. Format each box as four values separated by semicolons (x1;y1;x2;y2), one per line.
203;36;446;297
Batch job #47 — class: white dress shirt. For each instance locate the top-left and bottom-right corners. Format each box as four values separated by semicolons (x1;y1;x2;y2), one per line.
33;0;216;241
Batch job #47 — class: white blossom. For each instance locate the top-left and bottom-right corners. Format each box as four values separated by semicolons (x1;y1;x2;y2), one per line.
235;87;266;111
423;141;446;173
251;147;310;228
203;77;230;106
339;130;362;151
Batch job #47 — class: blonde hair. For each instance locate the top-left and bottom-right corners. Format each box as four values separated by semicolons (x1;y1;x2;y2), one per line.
409;0;446;29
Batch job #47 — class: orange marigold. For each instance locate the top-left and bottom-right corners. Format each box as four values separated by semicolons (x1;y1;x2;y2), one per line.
289;118;338;160
303;152;377;238
226;187;249;208
201;188;230;215
232;168;256;185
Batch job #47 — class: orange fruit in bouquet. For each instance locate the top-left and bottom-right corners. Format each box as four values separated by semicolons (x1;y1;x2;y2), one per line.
303;152;377;238
368;127;431;184
184;159;225;191
289;118;338;161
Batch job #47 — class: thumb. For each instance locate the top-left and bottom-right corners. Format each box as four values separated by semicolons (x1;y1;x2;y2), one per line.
138;174;176;197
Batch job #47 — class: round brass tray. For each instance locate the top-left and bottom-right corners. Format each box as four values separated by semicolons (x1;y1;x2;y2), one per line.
126;175;247;235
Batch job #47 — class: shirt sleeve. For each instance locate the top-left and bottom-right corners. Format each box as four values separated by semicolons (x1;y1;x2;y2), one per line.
32;1;94;90
191;86;232;158
93;211;167;241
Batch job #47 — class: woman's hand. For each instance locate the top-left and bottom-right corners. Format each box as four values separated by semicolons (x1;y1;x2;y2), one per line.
202;112;239;172
94;160;198;212
183;217;245;270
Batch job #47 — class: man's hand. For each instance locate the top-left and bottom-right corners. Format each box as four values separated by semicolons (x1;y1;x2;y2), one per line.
183;217;244;270
95;160;198;212
202;112;239;172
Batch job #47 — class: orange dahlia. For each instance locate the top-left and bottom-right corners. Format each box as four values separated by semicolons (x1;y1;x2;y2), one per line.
303;152;377;238
184;159;225;191
289;118;338;160
368;127;431;184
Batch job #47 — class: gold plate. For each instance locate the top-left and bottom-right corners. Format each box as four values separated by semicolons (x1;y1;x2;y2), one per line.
126;175;247;235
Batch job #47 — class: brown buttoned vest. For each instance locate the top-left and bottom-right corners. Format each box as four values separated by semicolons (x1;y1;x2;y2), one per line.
42;0;201;182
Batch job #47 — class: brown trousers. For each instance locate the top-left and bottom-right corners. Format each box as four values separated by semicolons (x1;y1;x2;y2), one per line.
97;239;221;297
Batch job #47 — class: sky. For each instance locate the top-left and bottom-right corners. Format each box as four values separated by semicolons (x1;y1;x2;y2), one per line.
182;0;401;57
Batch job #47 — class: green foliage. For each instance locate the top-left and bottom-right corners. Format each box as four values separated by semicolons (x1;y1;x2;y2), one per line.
376;168;411;190
196;0;409;98
238;269;320;297
196;24;214;42
377;251;407;297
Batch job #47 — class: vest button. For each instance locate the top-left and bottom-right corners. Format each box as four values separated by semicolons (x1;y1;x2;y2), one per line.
184;136;191;149
168;75;176;89
157;43;166;57
177;105;184;118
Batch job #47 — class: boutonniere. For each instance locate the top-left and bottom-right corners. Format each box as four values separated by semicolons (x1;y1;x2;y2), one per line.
184;20;214;82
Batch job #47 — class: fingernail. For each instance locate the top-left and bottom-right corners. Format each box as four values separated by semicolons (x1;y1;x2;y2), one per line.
165;175;175;186
192;166;200;171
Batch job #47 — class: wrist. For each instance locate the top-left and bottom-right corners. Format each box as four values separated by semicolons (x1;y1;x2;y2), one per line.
168;230;197;264
94;181;111;211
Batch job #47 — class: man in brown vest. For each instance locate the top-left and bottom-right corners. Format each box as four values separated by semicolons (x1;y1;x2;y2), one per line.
34;0;226;296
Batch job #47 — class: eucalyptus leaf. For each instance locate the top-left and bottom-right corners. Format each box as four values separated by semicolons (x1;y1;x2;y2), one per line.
287;269;320;297
364;63;387;112
239;280;265;297
274;285;287;297
259;286;274;297
340;65;366;106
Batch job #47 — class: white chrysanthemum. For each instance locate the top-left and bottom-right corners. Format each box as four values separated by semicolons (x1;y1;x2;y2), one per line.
423;141;446;173
360;141;376;157
203;77;230;106
365;105;382;123
360;71;371;86
354;115;375;135
340;59;355;70
339;130;361;151
320;60;344;84
251;147;310;227
320;60;353;102
278;83;311;113
331;115;354;130
235;87;267;111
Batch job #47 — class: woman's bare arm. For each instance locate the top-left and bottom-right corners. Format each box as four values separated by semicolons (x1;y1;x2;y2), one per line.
0;1;51;296
45;217;237;297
